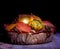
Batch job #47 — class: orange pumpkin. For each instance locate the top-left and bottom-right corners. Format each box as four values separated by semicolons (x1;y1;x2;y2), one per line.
18;14;42;24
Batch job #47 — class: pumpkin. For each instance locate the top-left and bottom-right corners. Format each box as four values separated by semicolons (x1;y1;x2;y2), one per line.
18;14;42;24
16;22;31;33
29;19;44;30
4;24;16;31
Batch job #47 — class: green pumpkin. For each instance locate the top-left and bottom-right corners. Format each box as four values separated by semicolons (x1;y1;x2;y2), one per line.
29;19;44;30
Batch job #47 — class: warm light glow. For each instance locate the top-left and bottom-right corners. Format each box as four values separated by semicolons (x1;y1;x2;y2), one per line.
22;19;29;24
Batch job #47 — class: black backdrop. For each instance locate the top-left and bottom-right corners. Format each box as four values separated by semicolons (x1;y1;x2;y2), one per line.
0;1;60;43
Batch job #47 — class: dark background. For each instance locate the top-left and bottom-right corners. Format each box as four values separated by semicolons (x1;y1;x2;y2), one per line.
0;1;60;43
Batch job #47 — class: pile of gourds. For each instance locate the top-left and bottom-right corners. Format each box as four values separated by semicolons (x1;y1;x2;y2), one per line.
4;14;44;33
